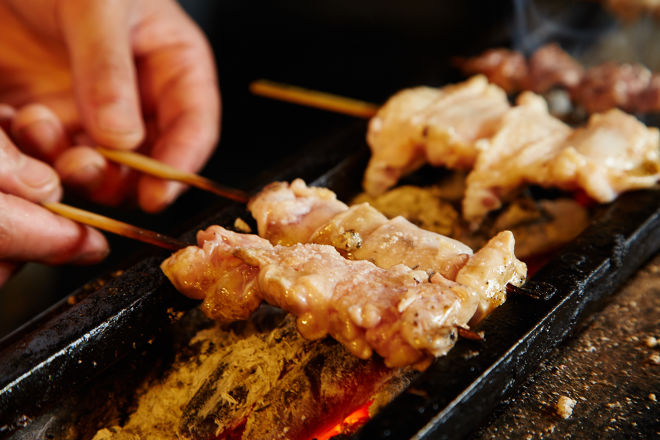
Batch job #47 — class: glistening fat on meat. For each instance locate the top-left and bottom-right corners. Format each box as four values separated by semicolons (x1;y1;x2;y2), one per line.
161;224;525;368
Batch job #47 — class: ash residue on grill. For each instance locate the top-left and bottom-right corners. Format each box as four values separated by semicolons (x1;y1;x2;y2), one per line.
91;306;416;440
469;252;660;439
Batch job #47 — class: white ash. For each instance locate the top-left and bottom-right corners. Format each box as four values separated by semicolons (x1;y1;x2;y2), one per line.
555;396;577;419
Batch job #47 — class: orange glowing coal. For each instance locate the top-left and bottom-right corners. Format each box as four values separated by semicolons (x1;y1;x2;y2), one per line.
310;400;373;440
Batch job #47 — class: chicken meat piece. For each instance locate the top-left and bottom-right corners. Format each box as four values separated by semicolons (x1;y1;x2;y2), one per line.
453;48;529;93
162;226;481;368
462;92;573;224
528;43;584;93
455;230;527;323
457;44;660;114
548;108;660;202
363;75;510;195
249;179;473;281
637;73;660;113
574;62;654;114
248;179;347;245
249;179;526;316
463;94;660;224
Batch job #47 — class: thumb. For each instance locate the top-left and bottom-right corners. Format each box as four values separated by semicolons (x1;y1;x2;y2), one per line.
0;130;61;203
58;0;144;150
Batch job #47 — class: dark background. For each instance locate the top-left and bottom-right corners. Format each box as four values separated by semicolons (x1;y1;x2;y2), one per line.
0;0;614;339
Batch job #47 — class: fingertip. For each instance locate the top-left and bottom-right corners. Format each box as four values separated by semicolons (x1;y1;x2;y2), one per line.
138;177;185;213
12;104;68;161
0;262;19;287
55;146;106;192
92;101;145;149
71;226;110;265
17;157;63;203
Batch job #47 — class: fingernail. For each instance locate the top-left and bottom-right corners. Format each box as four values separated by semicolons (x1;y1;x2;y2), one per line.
19;157;61;193
140;180;184;213
70;227;110;265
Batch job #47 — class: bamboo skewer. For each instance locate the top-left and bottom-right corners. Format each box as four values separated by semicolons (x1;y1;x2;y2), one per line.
95;147;250;204
249;79;379;119
42;202;190;251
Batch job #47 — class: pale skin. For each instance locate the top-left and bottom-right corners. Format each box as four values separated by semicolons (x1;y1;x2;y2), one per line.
0;0;221;286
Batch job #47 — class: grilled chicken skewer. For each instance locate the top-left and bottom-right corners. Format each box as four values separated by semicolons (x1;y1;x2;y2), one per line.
248;179;526;323
162;225;482;369
251;77;660;226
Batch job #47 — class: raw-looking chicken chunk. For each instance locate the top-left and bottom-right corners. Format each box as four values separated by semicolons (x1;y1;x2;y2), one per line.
462;92;572;224
463;95;660;224
548;108;660;202
363;75;510;195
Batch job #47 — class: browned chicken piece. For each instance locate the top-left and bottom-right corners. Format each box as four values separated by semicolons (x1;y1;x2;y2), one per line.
363;75;510;196
455;44;583;94
457;44;660;114
249;179;474;281
574;62;654;113
248;179;526;317
453;48;529;93
528;43;584;93
637;73;660;113
462;92;573;224
548;108;660;202
161;226;481;368
455;230;527;324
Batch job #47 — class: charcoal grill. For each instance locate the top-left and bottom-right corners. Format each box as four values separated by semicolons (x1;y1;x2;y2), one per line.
2;121;660;438
1;1;659;438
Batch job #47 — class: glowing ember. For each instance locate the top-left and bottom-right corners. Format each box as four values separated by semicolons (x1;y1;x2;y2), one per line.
309;400;373;440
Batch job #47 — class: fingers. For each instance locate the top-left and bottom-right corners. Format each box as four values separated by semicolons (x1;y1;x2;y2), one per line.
134;14;220;212
0;129;61;203
54;146;137;206
58;0;144;150
11;103;69;162
0;262;19;287
0;193;108;265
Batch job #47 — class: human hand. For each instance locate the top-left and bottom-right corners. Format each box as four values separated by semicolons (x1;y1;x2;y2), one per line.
0;0;220;212
0;106;108;287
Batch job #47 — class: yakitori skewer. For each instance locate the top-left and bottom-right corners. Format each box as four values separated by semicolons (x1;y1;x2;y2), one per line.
249;79;379;118
95;147;250;203
42;202;189;251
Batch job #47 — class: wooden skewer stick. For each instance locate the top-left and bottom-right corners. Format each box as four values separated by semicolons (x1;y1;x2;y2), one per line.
249;79;380;119
95;147;250;204
42;202;190;251
455;326;485;342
